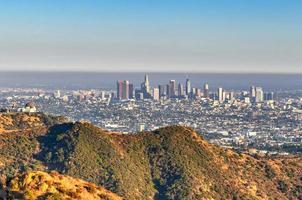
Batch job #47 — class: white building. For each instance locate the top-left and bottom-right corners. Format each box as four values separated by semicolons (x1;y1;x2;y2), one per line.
19;102;37;113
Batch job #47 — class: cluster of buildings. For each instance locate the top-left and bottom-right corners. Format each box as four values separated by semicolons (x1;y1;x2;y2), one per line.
116;75;274;104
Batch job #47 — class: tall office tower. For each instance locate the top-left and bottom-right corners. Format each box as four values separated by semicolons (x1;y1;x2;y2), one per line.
222;91;226;102
255;87;264;103
169;80;176;98
153;88;160;101
144;74;150;93
185;78;191;96
178;83;184;97
122;80;129;100
218;87;224;102
158;85;166;97
141;74;150;98
128;83;134;99
250;85;256;102
204;83;209;98
116;80;123;100
166;84;170;97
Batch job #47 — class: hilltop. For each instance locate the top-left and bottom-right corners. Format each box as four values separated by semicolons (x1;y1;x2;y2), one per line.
0;112;67;133
0;113;301;199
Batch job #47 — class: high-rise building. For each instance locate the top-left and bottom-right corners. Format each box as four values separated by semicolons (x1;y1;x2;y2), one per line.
169;80;176;98
178;83;184;97
218;87;224;102
250;86;256;102
141;74;151;98
129;84;134;99
116;80;123;100
204;83;209;98
158;85;166;97
117;80;130;100
153;88;160;101
145;74;150;92
255;87;264;103
122;80;129;100
166;84;170;97
222;91;226;102
185;78;191;96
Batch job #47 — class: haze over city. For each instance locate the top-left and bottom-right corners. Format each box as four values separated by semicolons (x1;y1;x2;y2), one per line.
0;0;301;73
1;1;302;199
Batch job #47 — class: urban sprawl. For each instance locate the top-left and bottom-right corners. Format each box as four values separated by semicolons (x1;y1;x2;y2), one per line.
0;74;302;155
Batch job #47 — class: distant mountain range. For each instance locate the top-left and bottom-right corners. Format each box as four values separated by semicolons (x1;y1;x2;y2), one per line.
0;113;301;200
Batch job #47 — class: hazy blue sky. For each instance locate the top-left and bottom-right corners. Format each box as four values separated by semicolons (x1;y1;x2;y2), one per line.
0;0;301;73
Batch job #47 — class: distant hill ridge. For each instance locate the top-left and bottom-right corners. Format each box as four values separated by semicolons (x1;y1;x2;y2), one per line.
0;112;301;200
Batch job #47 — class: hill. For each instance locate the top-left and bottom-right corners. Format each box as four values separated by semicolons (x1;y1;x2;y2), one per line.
0;112;66;133
0;113;302;199
1;171;122;200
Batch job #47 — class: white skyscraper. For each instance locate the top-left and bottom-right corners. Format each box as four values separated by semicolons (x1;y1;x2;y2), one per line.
204;83;209;98
255;87;264;103
250;85;256;102
153;88;160;101
144;74;150;94
178;83;184;97
218;87;224;102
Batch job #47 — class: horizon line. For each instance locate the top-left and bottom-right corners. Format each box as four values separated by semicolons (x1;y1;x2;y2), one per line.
0;70;302;75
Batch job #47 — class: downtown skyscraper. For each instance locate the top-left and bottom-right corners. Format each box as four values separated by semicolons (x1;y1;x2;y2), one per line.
204;83;209;98
117;80;131;100
169;80;177;98
185;78;191;96
141;74;151;98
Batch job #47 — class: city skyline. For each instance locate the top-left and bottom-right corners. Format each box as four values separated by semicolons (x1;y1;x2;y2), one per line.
0;0;301;73
115;74;272;103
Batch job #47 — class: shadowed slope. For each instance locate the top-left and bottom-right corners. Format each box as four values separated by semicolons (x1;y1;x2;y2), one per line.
38;123;302;200
0;113;301;200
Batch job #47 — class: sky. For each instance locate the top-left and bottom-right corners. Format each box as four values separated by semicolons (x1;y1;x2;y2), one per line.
0;0;301;73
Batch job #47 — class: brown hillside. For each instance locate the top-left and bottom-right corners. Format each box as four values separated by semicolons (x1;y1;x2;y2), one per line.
1;171;122;200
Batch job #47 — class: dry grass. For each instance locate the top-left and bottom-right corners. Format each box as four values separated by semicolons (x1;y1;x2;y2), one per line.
7;171;122;200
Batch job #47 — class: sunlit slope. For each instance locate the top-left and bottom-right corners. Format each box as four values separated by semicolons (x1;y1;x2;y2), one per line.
3;171;122;200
